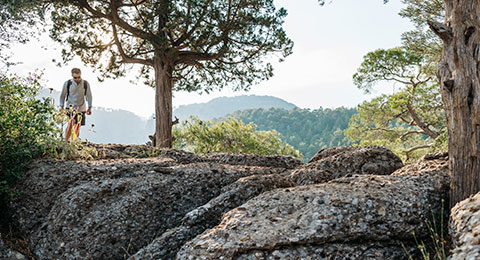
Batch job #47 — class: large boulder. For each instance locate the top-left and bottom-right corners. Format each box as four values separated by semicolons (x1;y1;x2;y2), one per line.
177;153;449;259
134;146;406;259
29;162;287;260
9;148;300;260
133;173;295;259
291;146;403;185
9;157;178;237
87;144;303;169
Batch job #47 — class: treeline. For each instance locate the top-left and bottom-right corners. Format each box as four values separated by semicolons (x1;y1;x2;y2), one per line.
228;107;357;161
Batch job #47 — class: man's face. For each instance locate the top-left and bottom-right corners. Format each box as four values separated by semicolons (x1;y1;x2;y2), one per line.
72;73;82;83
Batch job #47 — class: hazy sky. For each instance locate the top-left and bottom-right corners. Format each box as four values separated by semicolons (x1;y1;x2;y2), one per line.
8;0;413;118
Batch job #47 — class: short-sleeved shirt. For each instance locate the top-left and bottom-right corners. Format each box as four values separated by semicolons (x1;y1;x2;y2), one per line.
59;79;92;112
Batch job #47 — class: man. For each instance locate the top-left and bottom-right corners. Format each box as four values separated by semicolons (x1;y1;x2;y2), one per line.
59;68;93;142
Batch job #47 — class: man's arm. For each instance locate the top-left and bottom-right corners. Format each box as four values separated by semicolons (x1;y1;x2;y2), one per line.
85;81;93;115
59;81;67;109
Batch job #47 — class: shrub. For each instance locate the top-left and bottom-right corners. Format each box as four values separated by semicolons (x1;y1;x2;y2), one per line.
173;117;302;159
0;73;57;195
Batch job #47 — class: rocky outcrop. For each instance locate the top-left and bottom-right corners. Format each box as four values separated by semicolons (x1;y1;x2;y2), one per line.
291;146;403;185
8;144;304;259
448;192;480;259
5;145;449;260
177;152;449;259
133;146;406;259
26;163;288;259
133;173;295;259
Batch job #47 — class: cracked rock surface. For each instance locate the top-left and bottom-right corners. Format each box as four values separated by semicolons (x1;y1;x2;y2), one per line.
133;146;405;259
177;153;449;259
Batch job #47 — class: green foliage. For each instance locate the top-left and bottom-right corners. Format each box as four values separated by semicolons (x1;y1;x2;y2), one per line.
230;107;356;161
346;88;445;162
353;48;427;93
0;73;57;195
347;0;446;162
399;0;443;74
49;0;293;93
173;117;302;159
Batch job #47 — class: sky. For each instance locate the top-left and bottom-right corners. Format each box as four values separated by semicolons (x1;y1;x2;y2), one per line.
8;0;414;119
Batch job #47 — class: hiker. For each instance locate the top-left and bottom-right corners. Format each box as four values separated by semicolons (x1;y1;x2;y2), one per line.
59;68;93;142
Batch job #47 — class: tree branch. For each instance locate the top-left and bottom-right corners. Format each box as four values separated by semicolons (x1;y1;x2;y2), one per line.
406;103;440;139
112;24;153;66
403;144;432;161
78;0;154;45
400;130;427;140
173;0;213;47
118;0;148;7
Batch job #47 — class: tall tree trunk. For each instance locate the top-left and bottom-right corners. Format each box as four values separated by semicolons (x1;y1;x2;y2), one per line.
429;1;480;208
153;56;173;148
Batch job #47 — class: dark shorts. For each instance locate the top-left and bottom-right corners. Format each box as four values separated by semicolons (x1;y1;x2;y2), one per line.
67;111;86;126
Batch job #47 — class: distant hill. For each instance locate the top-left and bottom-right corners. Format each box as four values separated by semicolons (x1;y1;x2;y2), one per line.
173;95;297;121
229;107;357;161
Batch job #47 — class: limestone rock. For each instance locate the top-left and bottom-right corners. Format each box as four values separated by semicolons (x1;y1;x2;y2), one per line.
9;157;178;237
178;162;448;259
23;162;285;259
392;151;449;193
134;173;294;259
134;146;404;259
448;192;480;259
6;146;450;260
291;146;403;185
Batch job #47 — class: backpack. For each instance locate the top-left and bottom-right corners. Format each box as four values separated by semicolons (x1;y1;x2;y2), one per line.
66;79;89;101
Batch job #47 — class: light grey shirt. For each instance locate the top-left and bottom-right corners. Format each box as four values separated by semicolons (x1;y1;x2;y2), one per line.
59;79;93;112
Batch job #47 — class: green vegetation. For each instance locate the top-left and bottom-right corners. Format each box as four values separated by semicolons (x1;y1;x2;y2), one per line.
230;107;356;161
173;117;302;159
0;73;57;195
0;74;99;195
346;0;446;162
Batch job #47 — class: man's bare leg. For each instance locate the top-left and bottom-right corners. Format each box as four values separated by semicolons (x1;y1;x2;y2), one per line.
65;119;74;142
73;123;81;139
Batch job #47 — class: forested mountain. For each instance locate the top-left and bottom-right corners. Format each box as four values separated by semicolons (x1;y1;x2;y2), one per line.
228;107;357;161
173;95;297;121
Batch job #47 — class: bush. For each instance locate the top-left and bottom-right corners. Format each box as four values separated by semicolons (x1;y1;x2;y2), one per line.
0;73;57;195
173;117;302;159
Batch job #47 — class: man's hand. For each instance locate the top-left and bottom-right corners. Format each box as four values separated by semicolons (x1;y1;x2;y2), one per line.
87;107;92;115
